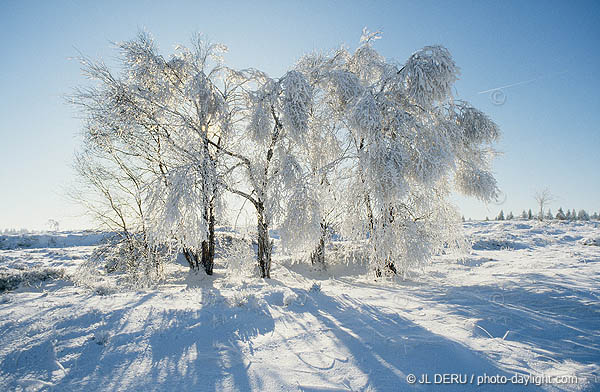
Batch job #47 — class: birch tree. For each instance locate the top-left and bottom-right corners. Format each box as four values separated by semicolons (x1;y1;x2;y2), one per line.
72;32;233;276
534;189;553;222
73;29;502;281
222;68;317;278
290;30;501;276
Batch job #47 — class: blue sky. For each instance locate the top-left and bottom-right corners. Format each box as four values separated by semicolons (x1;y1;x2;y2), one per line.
0;0;598;230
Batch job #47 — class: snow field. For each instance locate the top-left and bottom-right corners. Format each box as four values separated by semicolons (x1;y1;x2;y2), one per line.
0;220;598;391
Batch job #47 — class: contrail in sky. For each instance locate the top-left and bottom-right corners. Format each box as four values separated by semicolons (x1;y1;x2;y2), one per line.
478;71;568;94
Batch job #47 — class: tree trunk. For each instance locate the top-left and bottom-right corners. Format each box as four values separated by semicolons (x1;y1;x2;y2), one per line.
374;207;397;277
310;221;326;269
183;203;215;275
375;259;398;277
200;203;215;275
257;202;272;278
183;248;199;270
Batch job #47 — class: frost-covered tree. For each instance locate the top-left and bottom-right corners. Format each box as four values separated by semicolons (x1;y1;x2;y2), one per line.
275;61;348;269
528;209;533;220
46;219;60;232
569;209;577;220
220;63;334;278
592;212;599;220
72;32;234;277
506;211;514;220
556;207;567;220
72;29;502;281
283;129;345;269
534;189;553;221
577;209;590;221
72;136;165;283
496;210;505;220
545;209;553;220
521;210;528;219
283;30;501;276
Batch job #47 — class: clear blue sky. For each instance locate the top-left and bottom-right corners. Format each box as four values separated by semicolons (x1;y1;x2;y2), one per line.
1;0;599;230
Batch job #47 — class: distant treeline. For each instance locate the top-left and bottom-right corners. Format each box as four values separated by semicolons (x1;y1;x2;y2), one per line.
487;208;599;221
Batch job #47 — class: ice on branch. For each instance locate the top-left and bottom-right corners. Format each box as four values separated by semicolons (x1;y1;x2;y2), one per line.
72;29;501;281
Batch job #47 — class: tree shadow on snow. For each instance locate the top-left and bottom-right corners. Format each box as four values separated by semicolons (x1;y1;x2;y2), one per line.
286;289;541;391
1;285;274;391
413;278;600;369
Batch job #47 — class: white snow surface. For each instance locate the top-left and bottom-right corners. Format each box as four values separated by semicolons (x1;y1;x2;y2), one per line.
0;221;598;391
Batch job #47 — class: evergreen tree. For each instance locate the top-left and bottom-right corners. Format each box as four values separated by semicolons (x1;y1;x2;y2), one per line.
556;207;566;220
578;210;590;221
527;209;533;220
506;211;514;220
496;210;505;220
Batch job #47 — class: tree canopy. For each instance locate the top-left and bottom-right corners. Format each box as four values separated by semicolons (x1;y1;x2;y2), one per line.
72;30;501;283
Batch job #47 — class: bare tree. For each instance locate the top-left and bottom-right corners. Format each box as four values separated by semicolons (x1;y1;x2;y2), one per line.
534;189;554;221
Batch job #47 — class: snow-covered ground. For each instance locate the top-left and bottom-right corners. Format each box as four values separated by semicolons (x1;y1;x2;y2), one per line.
0;221;598;391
